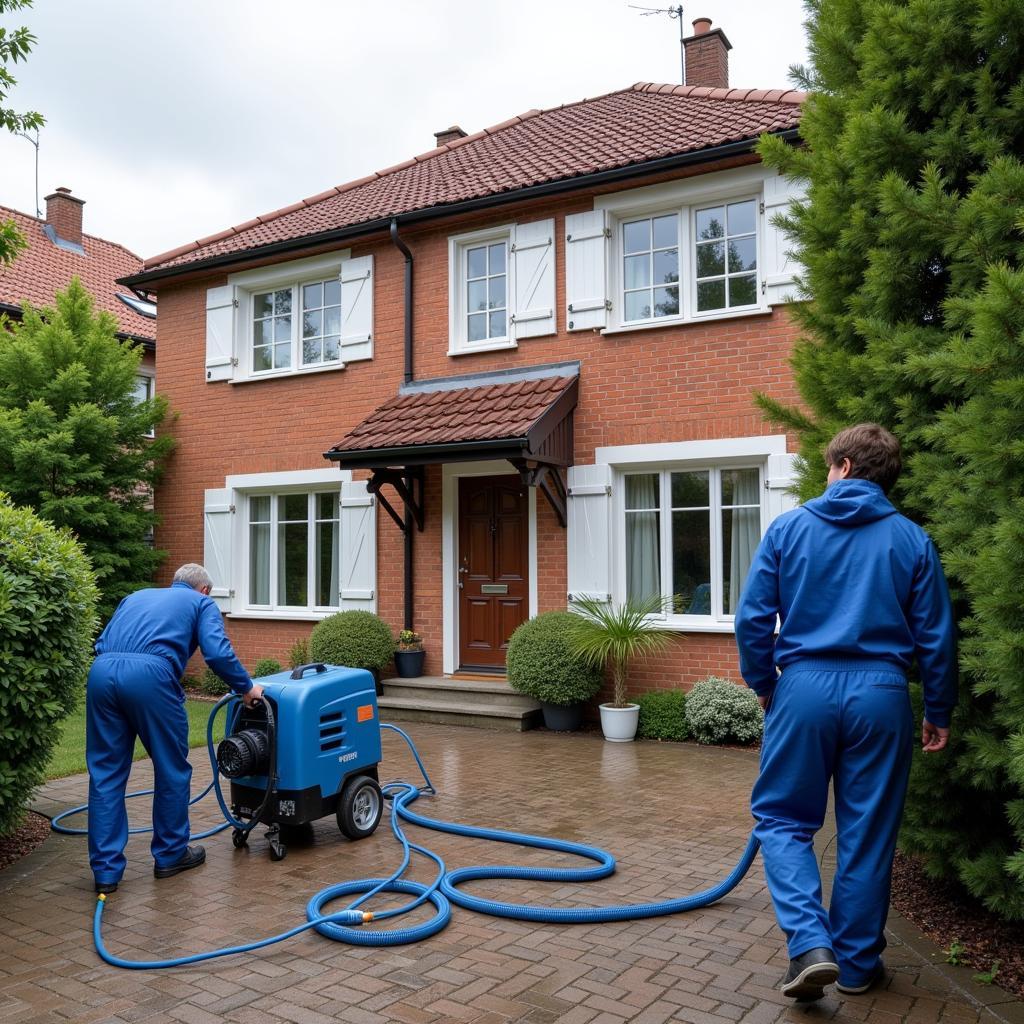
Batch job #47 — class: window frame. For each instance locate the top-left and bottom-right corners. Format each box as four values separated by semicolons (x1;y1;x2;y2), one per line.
228;251;350;383
448;224;516;355
132;372;155;438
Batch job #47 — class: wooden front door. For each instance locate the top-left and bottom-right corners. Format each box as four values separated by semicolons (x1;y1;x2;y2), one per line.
458;475;529;670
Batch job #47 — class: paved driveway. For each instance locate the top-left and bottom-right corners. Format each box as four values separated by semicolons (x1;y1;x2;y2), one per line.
3;722;1021;1024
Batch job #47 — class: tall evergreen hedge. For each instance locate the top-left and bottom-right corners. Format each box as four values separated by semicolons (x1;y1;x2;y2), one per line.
0;494;98;835
757;0;1024;916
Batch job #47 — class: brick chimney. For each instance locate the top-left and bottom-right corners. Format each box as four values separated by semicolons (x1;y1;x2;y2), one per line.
45;187;85;246
683;17;732;89
434;125;467;147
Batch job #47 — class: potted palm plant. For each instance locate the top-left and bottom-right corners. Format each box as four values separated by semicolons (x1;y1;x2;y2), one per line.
393;629;426;678
568;594;675;742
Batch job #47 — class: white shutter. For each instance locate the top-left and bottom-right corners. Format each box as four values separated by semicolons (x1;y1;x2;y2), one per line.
203;488;235;612
510;219;555;339
565;210;609;331
566;464;613;604
339;255;373;362
763;172;807;306
765;452;801;522
339;480;376;610
205;286;236;382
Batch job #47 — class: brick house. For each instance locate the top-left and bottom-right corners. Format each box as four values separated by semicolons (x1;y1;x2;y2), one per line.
123;19;805;704
0;187;157;394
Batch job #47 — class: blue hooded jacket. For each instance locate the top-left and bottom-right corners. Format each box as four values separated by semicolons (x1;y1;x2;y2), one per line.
734;478;957;728
95;581;252;696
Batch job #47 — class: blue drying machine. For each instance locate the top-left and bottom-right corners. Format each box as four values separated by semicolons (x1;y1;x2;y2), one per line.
215;663;383;861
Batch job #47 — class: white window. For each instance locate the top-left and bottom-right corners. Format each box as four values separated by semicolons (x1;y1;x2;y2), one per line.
133;373;155;437
247;491;340;610
206;251;374;384
448;220;555;353
622;466;762;621
622;213;680;322
693;199;759;314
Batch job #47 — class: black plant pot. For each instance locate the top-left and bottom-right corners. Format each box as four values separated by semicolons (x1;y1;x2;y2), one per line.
540;701;585;732
394;649;425;679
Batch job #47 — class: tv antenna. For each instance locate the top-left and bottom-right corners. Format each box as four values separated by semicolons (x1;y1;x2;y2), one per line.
15;127;41;218
630;4;686;84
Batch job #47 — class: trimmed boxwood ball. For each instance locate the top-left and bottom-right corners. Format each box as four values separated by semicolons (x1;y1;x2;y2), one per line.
0;494;98;836
309;611;395;671
252;658;282;679
685;676;763;746
637;689;689;742
507;611;603;706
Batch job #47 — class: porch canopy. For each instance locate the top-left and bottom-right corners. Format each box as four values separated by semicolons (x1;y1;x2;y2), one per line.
323;365;578;529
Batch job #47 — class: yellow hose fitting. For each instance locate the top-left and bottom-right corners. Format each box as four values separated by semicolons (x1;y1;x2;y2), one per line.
98;893;106;902
362;912;374;923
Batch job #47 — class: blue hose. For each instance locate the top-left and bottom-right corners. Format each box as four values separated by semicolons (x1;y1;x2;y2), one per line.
76;708;760;968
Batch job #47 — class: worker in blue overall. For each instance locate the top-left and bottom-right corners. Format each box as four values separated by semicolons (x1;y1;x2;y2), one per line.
735;424;956;1001
86;563;263;894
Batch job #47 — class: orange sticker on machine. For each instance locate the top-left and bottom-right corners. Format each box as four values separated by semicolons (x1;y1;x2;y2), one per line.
357;704;375;722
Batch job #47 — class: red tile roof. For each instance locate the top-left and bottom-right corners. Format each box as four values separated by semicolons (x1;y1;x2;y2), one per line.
328;375;577;455
142;82;805;277
0;205;154;341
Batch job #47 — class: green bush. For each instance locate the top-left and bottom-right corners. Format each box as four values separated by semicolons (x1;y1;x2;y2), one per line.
685;677;763;746
0;494;98;835
637;689;689;742
197;667;228;696
287;635;309;669
252;658;282;678
507;612;603;706
309;611;394;671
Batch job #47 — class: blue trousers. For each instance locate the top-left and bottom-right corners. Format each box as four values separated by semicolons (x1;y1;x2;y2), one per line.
751;659;913;988
85;653;192;884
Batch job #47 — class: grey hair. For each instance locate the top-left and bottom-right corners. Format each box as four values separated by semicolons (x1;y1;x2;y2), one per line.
173;563;213;591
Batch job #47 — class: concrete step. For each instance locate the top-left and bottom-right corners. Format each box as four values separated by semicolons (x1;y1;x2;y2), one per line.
378;675;541;731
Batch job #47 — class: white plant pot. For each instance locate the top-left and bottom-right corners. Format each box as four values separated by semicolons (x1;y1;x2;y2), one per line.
599;703;640;742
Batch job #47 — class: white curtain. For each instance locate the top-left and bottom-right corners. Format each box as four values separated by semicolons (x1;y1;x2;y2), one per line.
728;470;761;613
250;524;270;604
626;474;660;603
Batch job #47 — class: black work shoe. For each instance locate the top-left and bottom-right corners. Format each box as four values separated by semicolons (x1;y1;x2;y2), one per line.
154;844;206;879
94;881;118;895
836;960;886;995
781;947;839;1001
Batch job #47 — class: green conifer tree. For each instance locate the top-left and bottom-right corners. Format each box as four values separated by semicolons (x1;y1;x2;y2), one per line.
0;278;173;620
756;0;1024;916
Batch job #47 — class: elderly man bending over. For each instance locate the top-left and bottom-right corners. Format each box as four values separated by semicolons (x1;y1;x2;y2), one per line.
86;563;263;894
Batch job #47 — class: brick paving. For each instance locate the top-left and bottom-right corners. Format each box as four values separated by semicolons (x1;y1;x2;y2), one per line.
3;722;1022;1024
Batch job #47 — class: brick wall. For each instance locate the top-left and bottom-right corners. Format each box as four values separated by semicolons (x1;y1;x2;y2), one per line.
153;166;802;693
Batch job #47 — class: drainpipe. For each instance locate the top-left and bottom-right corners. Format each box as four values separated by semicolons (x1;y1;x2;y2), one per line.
390;219;415;631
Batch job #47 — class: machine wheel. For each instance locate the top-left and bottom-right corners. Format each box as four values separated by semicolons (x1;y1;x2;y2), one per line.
269;840;287;861
231;828;248;849
337;775;382;840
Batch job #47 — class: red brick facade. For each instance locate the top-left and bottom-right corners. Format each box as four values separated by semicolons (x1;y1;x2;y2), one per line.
151;162;802;700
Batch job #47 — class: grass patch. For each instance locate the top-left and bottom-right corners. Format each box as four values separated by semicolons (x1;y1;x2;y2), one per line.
46;699;226;780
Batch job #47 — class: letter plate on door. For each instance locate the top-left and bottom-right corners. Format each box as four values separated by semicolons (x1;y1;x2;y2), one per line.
480;584;509;595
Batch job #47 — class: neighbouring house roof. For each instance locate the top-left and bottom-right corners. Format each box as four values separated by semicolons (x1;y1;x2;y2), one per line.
0;204;155;345
325;369;579;469
132;82;804;284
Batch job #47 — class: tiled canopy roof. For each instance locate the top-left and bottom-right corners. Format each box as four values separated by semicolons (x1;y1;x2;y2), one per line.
327;374;577;458
141;82;805;277
0;205;154;341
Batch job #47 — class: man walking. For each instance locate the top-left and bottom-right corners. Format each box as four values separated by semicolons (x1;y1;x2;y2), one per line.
735;424;956;1000
86;564;262;894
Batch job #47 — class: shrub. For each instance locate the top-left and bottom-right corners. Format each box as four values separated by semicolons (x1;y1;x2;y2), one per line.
507;612;604;706
396;629;423;651
287;635;310;669
0;494;98;836
309;611;394;671
685;677;763;746
252;658;282;678
637;690;689;742
197;667;228;696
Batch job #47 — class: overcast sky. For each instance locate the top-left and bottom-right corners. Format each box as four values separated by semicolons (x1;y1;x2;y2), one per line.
0;0;810;262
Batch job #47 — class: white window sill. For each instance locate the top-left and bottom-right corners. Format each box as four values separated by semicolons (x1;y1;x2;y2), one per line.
601;305;772;336
660;618;737;634
448;338;517;357
230;361;347;385
227;609;338;621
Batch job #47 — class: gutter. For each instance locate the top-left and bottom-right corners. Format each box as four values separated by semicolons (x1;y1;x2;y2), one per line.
121;128;801;289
